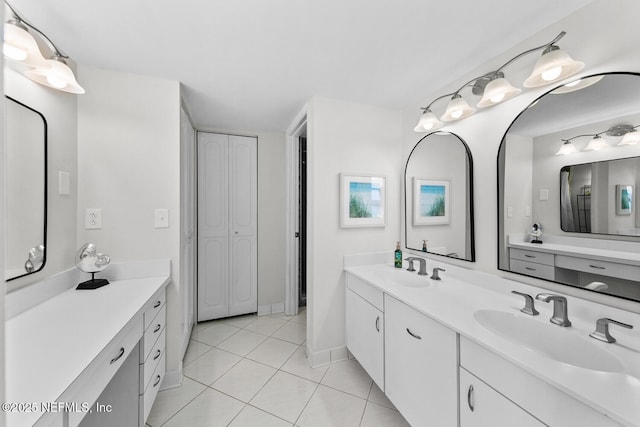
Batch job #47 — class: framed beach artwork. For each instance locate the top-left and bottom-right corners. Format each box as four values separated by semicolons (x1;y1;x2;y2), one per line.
340;174;386;228
413;178;450;225
616;184;633;216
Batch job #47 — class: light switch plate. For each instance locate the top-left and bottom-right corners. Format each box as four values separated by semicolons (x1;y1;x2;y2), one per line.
85;208;102;229
539;189;549;201
59;171;70;195
155;209;169;228
525;205;531;217
507;206;513;218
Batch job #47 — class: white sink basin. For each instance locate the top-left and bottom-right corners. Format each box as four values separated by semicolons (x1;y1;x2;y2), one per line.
474;309;624;373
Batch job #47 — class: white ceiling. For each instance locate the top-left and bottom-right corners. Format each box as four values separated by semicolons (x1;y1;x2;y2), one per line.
9;0;593;132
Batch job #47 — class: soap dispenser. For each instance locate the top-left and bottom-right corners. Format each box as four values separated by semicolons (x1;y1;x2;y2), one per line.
422;240;428;252
394;242;402;268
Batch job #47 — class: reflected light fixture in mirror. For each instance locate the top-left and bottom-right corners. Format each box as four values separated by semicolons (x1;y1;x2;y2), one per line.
3;1;85;94
414;31;583;132
583;135;608;151
555;123;640;154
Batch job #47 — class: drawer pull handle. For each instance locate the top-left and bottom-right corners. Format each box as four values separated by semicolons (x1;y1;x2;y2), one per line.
406;328;422;340
154;324;162;333
589;264;606;270
524;254;536;258
525;267;536;271
154;349;162;360
153;375;162;388
467;385;474;412
375;316;380;332
110;347;125;364
153;300;162;308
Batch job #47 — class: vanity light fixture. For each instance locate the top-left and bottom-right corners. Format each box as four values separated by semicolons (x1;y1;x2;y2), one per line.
551;75;604;95
557;123;639;154
3;1;85;94
414;31;583;132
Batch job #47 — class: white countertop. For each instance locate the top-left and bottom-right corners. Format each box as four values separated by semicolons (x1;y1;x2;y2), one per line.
344;261;640;427
6;275;169;427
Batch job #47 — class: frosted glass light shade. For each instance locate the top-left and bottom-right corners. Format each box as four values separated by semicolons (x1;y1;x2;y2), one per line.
414;109;443;132
551;75;603;94
619;130;640;146
523;47;584;88
441;96;475;122
477;77;521;108
555;141;578;155
583;135;608;151
25;58;85;94
3;21;45;65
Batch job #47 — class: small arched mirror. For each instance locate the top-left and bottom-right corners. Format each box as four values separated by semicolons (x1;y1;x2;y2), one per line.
404;131;475;261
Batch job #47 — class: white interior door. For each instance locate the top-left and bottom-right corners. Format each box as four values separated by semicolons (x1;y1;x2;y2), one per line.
198;133;230;321
228;135;257;316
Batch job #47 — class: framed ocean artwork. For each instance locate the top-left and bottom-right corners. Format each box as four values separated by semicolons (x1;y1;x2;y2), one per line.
413;178;450;225
340;174;386;228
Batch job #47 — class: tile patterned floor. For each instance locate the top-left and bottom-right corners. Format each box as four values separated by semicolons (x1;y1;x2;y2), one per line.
146;309;409;427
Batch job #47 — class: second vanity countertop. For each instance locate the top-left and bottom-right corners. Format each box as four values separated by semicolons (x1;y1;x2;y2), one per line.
6;275;170;427
344;260;640;427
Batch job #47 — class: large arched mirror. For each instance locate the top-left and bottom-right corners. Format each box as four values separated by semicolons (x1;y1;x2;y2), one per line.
405;131;475;261
498;72;640;302
5;96;47;281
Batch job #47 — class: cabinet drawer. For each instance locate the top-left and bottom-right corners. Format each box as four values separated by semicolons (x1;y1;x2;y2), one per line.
510;248;554;266
142;354;166;423
346;273;383;311
460;336;622;427
142;305;166;362
556;254;640;282
64;318;143;427
460;367;544;426
510;259;555;281
141;329;166;393
144;288;166;330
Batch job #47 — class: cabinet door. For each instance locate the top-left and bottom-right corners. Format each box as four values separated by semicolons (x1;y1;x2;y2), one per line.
384;295;457;427
460;368;544;427
346;289;384;389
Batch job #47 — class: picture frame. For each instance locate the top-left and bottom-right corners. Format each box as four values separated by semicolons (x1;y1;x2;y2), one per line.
616;184;633;216
413;178;450;225
339;174;386;228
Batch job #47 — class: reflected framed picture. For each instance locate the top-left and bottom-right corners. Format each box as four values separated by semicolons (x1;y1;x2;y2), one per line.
340;174;386;228
616;184;633;216
413;178;450;225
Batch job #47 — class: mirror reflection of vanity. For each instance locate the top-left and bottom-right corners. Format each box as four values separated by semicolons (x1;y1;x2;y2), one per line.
4;95;47;281
498;72;640;302
405;131;475;262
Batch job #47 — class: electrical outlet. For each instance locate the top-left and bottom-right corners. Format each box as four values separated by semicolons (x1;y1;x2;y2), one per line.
85;208;102;229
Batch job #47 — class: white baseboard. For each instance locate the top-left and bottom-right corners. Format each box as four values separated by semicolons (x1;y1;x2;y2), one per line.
258;302;285;316
161;367;183;391
307;345;348;368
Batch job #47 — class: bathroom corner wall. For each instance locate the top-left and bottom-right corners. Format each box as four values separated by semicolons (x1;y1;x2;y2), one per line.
401;0;640;312
76;65;183;378
306;96;402;363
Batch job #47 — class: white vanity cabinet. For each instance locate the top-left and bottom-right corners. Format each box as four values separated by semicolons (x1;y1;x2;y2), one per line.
460;336;623;427
345;274;384;389
509;248;555;281
459;367;543;427
384;294;458;427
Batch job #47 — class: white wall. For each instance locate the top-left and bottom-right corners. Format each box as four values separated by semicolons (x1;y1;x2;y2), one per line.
5;68;78;292
76;65;183;378
307;96;402;362
400;0;640;313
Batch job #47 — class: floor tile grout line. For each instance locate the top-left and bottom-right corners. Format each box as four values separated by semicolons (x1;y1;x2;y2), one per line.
224;402;248;427
292;380;321;426
157;386;209;427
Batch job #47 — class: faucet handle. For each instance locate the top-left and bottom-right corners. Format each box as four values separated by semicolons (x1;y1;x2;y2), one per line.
589;318;633;343
404;257;416;272
511;291;539;316
430;268;445;280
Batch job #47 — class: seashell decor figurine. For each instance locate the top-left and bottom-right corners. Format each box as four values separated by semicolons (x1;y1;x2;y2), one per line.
75;243;111;290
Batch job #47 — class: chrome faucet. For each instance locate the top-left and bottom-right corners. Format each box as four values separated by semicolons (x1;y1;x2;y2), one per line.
430;267;445;280
589;318;633;343
405;257;428;276
511;290;539;316
535;293;571;327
